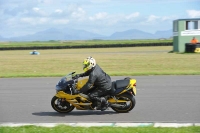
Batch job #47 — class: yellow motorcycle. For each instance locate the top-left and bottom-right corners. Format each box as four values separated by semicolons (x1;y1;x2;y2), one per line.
51;72;136;113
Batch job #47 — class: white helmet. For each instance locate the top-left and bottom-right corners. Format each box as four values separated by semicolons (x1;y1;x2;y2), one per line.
83;56;96;72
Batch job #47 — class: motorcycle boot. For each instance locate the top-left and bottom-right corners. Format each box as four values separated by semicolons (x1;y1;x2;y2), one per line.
88;91;109;111
95;101;102;110
100;97;109;111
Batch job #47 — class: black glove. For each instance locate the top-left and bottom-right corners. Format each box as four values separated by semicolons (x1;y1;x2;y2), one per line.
73;74;80;79
73;73;84;79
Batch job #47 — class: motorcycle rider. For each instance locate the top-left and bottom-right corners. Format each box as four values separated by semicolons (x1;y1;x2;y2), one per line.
74;56;112;111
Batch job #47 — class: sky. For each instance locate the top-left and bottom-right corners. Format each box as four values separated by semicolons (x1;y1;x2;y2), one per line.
0;0;200;38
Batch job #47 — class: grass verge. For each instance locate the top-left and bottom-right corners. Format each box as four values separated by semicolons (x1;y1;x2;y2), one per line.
1;46;200;78
0;125;200;133
0;40;172;47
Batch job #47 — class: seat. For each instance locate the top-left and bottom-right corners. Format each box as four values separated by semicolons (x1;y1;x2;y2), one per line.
110;80;130;95
115;80;130;89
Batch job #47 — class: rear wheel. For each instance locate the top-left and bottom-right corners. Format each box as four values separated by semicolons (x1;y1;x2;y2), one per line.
111;93;136;113
51;96;75;113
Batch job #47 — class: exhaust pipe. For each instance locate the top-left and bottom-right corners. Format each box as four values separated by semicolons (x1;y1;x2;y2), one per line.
110;103;126;108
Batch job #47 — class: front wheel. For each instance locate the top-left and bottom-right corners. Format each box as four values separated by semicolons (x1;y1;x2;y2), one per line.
51;96;75;113
110;93;136;113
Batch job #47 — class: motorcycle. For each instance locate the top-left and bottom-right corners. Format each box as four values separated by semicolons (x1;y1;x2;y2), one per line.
51;72;136;113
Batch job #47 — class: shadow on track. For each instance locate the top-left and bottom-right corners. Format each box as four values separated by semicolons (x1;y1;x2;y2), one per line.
32;111;118;117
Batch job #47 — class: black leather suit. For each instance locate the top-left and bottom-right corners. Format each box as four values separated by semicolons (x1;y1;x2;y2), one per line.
78;64;112;102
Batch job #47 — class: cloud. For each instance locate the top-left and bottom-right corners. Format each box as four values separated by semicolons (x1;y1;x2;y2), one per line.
1;0;199;38
187;10;200;18
89;0;111;3
1;1;39;16
147;15;177;23
52;19;69;24
140;14;176;26
55;9;63;14
89;12;108;21
146;15;160;22
125;12;140;20
71;7;86;21
20;17;34;23
161;16;172;21
20;17;49;25
89;12;140;24
32;7;48;16
38;0;55;4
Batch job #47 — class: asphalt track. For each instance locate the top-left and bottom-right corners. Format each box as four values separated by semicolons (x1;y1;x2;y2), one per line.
0;76;200;124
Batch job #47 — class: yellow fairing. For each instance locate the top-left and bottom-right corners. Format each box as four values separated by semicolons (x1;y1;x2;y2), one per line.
76;78;89;90
56;91;79;99
133;87;136;95
130;79;137;95
55;91;92;110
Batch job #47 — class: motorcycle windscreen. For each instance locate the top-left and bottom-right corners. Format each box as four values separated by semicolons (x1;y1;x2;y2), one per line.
56;77;74;91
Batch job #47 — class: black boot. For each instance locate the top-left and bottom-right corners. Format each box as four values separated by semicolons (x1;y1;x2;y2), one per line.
95;101;102;110
100;97;109;111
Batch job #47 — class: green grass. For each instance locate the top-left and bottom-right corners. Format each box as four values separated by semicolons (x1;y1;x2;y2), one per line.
0;125;200;133
1;46;200;78
0;39;172;48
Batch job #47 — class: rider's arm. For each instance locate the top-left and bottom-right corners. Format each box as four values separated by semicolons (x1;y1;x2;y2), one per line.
78;70;91;77
79;71;97;93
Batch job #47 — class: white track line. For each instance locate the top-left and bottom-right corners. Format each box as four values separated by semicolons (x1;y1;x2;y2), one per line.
0;123;200;127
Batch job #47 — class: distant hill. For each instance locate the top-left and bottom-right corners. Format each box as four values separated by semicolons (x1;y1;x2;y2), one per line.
6;28;106;41
154;29;172;38
108;29;155;40
0;28;172;41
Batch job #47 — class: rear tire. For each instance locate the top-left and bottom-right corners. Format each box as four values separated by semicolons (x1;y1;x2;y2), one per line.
51;96;75;113
111;93;136;113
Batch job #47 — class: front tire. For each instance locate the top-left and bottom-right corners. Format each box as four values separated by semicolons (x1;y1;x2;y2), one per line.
111;93;136;113
51;96;75;113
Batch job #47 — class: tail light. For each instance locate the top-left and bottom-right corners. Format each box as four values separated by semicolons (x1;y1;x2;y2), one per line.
133;83;136;87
